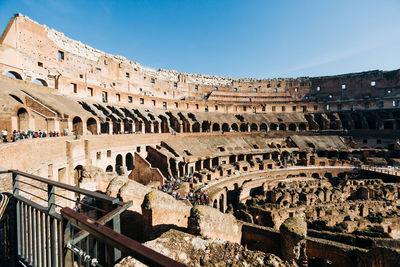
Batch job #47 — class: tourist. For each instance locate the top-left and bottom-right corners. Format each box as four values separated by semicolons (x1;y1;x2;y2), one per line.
2;129;7;142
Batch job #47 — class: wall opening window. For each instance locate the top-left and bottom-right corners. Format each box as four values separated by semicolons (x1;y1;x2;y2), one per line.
393;100;399;107
214;87;218;91
195;85;198;90
128;96;132;103
152;100;156;106
151;78;155;83
58;50;64;60
88;87;93;96
116;94;120;102
126;72;130;78
233;88;237;92
140;98;144;104
96;67;101;71
243;106;247;111
71;83;77;93
272;106;276;112
273;88;278;93
173;82;177;87
38;62;43;67
163;102;167;109
253;88;258;93
387;89;392;94
292;106;296;111
314;105;318;111
378;101;384;108
215;105;218;111
341;84;346;90
294;87;298;92
317;86;321;92
175;102;178;108
196;104;199;109
371;81;376;86
329;94;333;99
282;106;285;112
205;105;208;112
326;104;330;111
102;91;108;103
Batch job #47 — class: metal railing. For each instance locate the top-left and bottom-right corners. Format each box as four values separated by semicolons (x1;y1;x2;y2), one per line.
1;169;185;267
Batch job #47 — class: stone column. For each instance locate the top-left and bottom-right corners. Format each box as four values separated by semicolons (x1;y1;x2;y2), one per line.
279;217;308;267
109;121;113;135
151;122;155;133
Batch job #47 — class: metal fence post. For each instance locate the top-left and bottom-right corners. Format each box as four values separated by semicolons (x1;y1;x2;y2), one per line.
112;203;122;262
62;216;73;267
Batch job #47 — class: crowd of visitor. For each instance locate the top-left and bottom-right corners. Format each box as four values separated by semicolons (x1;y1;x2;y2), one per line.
0;129;71;143
159;176;210;205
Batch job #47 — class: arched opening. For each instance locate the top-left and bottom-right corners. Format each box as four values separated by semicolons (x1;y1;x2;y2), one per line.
260;123;267;132
126;153;134;171
10;94;23;104
74;165;83;187
124;120;133;133
250;123;258;132
106;165;113;172
222;123;229;132
6;71;22;80
101;122;109;134
113;121;121;134
270;123;278;131
192;122;200;132
299;123;307;131
153;121;159;133
86;117;97;135
33;79;48;87
116;154;123;171
212;123;220;132
288;123;296;131
17;108;29;131
240;123;248;132
279;124;286;131
231;123;238;132
312;173;320;179
219;194;225;213
213;199;218;209
73;116;83;135
202;121;210;132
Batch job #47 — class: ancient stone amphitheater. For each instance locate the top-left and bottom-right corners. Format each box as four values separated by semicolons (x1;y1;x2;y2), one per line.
0;13;399;267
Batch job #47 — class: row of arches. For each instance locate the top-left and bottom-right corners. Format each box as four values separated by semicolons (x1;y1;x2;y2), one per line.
194;122;308;133
6;71;48;87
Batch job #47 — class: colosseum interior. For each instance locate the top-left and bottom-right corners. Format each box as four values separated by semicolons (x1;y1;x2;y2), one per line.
0;13;400;267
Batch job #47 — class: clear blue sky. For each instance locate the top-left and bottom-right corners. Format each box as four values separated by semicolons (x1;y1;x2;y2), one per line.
1;0;400;79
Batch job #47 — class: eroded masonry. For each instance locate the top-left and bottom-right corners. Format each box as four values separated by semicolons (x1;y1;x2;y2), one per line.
0;13;400;267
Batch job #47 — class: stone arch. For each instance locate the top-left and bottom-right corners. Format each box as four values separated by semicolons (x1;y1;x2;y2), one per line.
72;116;83;135
312;173;320;179
250;123;258;131
106;165;113;172
219;194;225;213
74;165;83;186
6;71;23;80
202;121;210;132
288;123;296;131
116;154;123;170
212;123;220;132
279;123;286;131
299;123;307;131
222;123;229;132
124;120;133;133
270;123;278;131
86;117;97;135
33;78;48;87
260;123;267;132
17;108;29;131
240;123;248;132
231;123;238;132
126;153;134;171
213;199;218;209
192;122;200;132
100;122;109;134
